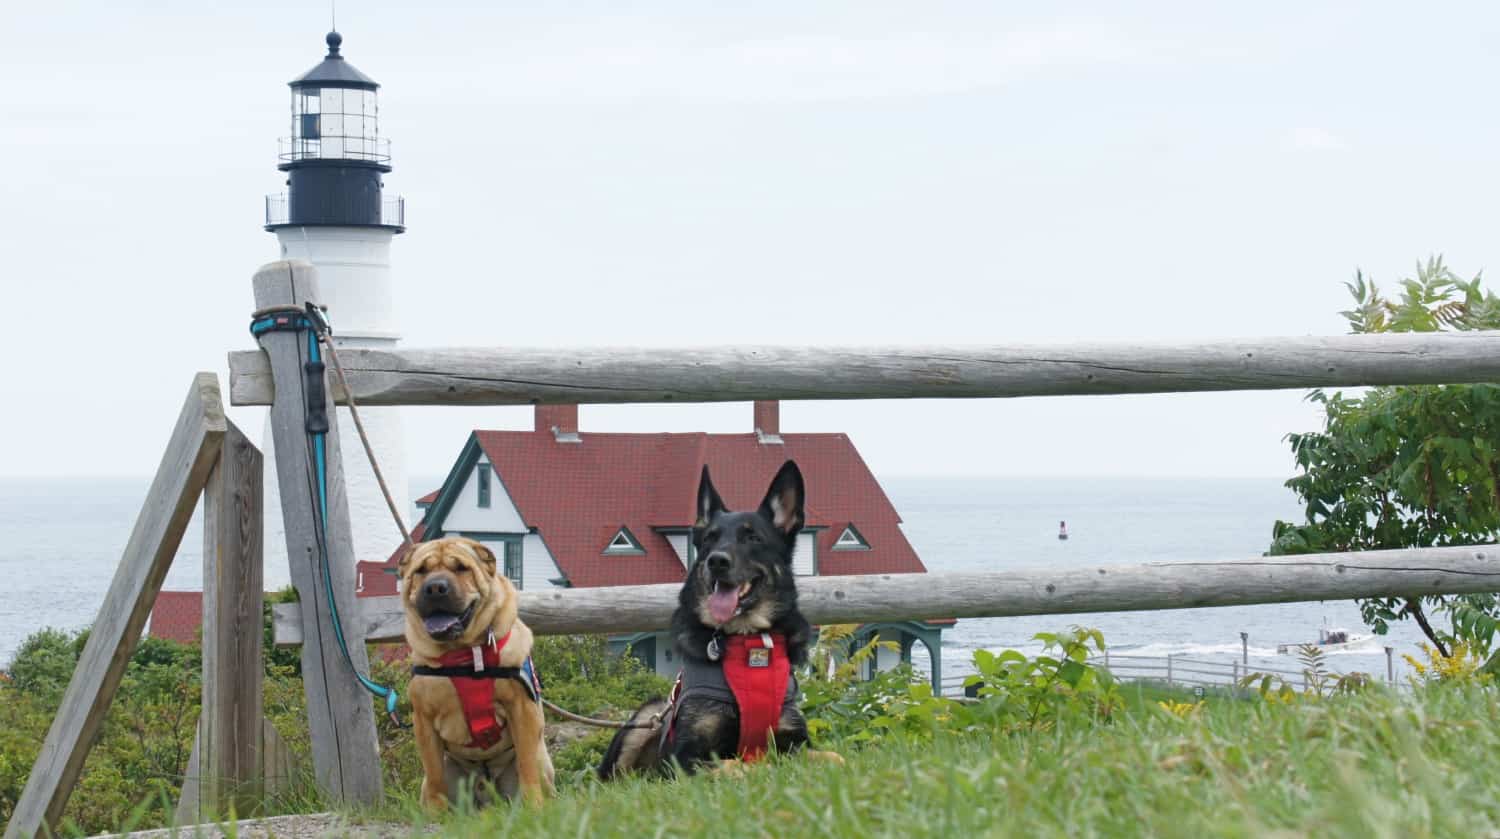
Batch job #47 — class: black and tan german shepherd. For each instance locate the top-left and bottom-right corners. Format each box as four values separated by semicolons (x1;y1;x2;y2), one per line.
598;460;842;777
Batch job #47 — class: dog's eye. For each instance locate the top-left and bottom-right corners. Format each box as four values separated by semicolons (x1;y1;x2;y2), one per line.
453;566;470;574
740;528;760;543
705;528;720;543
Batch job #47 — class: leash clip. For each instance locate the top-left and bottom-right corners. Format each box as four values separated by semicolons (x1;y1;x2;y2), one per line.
304;301;333;338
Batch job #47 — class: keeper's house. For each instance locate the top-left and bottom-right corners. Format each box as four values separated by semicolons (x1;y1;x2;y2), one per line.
361;401;950;685
149;402;950;685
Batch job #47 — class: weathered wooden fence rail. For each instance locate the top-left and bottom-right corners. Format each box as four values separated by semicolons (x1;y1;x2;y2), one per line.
273;545;1499;644
228;332;1500;407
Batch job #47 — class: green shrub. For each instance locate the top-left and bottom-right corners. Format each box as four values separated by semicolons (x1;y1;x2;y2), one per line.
0;627;201;836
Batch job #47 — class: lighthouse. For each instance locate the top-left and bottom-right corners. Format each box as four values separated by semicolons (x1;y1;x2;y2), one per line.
262;30;411;571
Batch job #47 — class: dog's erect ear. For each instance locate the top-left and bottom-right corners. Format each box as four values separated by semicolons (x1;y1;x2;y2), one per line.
757;460;805;540
696;465;726;528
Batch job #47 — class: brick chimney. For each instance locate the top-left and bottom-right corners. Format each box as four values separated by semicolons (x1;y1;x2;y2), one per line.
754;400;782;444
535;404;579;442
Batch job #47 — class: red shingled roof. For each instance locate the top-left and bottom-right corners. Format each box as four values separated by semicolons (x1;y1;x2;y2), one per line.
148;590;202;644
467;430;926;588
359;522;426;598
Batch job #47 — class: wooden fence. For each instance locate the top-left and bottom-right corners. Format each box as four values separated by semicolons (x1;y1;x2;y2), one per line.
8;257;1499;838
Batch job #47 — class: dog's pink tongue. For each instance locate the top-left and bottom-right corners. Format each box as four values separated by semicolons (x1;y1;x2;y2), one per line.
423;613;462;635
707;583;739;625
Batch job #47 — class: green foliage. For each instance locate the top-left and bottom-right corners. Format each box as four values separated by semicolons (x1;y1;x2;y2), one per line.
804;626;1121;747
799;624;906;742
530;635;671;719
0;610;670;835
0;627;201;836
966;627;1122;728
1241;645;1374;703
1270;256;1500;656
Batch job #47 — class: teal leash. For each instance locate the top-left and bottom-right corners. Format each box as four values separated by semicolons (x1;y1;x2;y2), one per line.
250;308;404;726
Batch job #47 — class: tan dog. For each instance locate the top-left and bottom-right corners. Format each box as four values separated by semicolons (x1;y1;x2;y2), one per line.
400;537;555;810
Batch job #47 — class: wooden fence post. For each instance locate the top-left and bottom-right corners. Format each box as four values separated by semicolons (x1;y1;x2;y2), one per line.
252;259;383;806
4;374;226;839
177;421;264;822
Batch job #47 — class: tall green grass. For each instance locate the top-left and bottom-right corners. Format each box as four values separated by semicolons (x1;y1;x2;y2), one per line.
420;686;1500;838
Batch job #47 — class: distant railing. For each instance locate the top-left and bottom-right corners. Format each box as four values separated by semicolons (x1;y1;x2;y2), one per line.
278;135;391;164
264;194;405;228
938;652;1406;698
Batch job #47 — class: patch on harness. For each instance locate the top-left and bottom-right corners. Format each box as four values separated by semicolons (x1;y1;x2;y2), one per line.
747;647;770;668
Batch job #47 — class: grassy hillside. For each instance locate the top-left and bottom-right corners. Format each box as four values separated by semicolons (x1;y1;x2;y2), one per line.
422;685;1500;838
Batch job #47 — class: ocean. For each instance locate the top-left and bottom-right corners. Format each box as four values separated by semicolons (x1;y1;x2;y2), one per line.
0;476;1429;679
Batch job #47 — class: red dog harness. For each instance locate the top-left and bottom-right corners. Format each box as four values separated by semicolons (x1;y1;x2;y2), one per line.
665;632;793;761
410;629;543;751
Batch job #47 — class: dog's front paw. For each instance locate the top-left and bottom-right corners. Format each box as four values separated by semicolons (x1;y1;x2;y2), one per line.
420;779;450;813
707;759;748;779
806;750;846;767
518;781;551;808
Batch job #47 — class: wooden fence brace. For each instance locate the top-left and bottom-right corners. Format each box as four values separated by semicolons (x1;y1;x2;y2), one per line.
272;544;1500;645
176;420;283;824
4;374;226;839
228;332;1500;407
253;259;383;806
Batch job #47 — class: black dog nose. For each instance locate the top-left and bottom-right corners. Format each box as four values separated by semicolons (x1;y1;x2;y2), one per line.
423;577;451;598
706;553;730;574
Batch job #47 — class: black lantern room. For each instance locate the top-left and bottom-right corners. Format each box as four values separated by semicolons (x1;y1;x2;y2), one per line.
265;32;405;232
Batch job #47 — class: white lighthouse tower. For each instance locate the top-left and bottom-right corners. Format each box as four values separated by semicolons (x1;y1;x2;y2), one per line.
262;30;410;571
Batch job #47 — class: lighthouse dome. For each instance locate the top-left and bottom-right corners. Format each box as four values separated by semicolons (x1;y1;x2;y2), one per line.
291;31;379;90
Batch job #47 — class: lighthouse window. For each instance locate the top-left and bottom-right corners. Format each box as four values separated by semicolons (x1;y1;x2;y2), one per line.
299;113;320;140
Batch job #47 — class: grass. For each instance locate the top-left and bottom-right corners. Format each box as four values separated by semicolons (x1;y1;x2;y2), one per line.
348;684;1500;839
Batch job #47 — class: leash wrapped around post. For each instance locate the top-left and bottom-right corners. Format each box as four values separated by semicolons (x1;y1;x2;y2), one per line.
249;305;405;728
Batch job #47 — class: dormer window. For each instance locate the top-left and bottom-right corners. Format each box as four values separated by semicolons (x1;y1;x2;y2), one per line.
832;525;870;551
604;527;645;555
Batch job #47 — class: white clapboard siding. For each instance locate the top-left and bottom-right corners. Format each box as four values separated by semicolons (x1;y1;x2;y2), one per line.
794;531;816;576
665;533;691;569
522;534;564;589
441;460;527;533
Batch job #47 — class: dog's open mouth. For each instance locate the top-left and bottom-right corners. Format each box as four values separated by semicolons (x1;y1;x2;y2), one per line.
421;600;477;640
707;579;755;626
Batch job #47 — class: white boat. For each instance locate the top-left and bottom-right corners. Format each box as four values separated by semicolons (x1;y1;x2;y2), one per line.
1276;626;1375;654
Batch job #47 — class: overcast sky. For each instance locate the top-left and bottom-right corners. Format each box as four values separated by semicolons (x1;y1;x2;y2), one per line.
2;2;1496;480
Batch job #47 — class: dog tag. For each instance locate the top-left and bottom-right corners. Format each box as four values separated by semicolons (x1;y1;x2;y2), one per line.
748;647;770;668
707;635;723;662
471;646;484;673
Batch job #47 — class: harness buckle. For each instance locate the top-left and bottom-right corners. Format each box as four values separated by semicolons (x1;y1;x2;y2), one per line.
471;646;484;673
